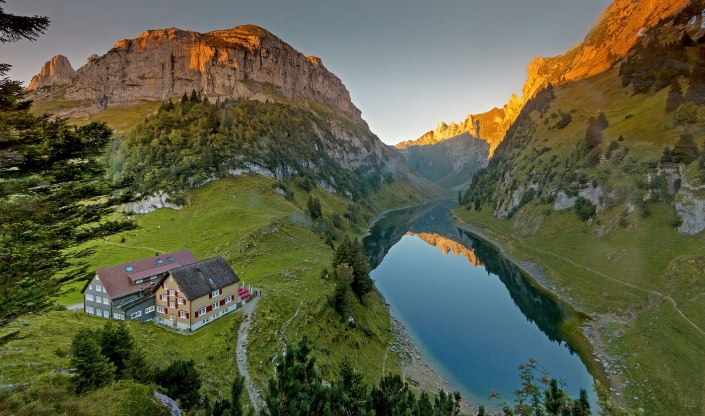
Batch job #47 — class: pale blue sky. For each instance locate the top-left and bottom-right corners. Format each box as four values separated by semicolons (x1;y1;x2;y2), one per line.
4;0;611;144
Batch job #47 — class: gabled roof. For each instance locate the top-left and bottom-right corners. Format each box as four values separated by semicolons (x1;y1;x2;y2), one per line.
85;250;197;300
168;257;240;301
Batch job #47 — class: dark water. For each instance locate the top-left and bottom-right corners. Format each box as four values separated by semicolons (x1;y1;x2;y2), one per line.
364;201;595;408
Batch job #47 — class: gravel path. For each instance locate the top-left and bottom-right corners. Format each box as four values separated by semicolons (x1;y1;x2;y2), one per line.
236;297;261;412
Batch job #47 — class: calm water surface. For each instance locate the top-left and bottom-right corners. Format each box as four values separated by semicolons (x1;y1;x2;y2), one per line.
364;201;595;408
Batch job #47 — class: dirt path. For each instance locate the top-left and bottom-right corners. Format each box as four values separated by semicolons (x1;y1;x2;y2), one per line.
278;301;303;351
456;222;705;337
236;297;261;412
102;238;165;255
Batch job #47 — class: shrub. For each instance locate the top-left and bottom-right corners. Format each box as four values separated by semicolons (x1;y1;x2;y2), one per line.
574;197;597;222
674;102;698;124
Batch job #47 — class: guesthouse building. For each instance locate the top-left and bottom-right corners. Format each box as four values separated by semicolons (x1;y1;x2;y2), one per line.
81;250;197;321
154;256;249;331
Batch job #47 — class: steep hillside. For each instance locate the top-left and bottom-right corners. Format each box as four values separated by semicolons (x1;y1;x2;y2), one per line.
26;25;366;128
456;2;705;413
403;0;691;157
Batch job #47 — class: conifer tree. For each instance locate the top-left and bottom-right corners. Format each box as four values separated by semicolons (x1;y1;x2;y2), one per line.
100;321;134;378
181;91;189;103
70;328;116;393
190;89;200;103
230;375;246;416
154;359;202;410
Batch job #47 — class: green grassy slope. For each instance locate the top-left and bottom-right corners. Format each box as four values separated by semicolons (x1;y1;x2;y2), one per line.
2;174;416;412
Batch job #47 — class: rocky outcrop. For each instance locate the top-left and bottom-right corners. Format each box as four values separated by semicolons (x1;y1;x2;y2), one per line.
408;232;482;267
553;186;603;211
405;0;690;158
676;166;705;235
27;25;367;128
27;55;76;91
121;192;180;214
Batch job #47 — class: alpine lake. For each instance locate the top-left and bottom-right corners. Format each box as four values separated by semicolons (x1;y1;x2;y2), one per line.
363;200;596;410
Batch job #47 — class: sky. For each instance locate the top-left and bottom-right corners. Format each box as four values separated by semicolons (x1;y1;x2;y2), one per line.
3;0;612;145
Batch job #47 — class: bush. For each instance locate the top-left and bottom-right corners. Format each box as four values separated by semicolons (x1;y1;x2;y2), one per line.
674;102;698;124
574;197;597;222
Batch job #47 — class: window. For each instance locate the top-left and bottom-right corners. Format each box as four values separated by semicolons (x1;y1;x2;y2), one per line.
126;266;133;272
157;305;165;314
86;306;94;314
88;284;93;290
169;301;175;308
131;310;142;319
162;282;168;290
113;313;124;320
179;310;186;319
103;297;109;305
95;284;102;292
212;301;220;310
177;297;184;305
156;259;163;264
167;257;174;262
225;295;233;303
95;296;102;304
96;309;103;317
197;307;206;316
85;294;94;302
135;279;144;284
103;286;107;293
169;290;175;296
211;289;220;298
145;306;155;314
160;294;167;302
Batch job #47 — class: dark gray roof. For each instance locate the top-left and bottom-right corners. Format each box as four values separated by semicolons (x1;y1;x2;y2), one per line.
168;257;240;301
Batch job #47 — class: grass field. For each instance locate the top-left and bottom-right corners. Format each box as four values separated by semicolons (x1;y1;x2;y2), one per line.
1;173;414;413
455;201;705;414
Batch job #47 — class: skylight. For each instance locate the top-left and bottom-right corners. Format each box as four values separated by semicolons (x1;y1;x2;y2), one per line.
126;266;134;272
167;257;174;262
156;259;163;264
208;278;214;284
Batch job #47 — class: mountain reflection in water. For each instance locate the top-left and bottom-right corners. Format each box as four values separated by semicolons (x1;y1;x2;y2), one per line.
364;201;594;407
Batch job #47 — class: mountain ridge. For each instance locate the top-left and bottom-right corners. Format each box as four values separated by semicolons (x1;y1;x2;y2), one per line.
26;24;367;128
399;0;692;153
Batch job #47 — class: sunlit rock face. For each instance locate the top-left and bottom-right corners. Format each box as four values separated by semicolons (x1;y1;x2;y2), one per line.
401;0;691;155
26;25;367;128
27;55;76;90
408;232;483;268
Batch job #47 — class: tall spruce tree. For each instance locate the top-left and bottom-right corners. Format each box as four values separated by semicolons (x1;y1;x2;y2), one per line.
100;321;135;378
70;328;116;393
0;1;134;325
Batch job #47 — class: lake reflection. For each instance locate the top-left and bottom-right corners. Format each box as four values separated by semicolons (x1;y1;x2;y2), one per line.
364;201;594;407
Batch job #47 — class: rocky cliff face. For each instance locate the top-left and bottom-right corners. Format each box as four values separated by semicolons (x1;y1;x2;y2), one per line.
396;105;517;157
27;55;76;91
27;25;367;128
404;0;690;155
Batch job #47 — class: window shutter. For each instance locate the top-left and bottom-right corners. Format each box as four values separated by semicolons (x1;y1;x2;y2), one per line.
209;293;212;299
164;308;168;314
220;299;225;306
206;305;212;312
186;312;190;319
195;310;199;318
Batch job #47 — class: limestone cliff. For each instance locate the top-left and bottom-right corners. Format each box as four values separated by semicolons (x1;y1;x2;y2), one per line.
27;55;76;91
27;25;367;128
403;0;690;155
408;232;483;268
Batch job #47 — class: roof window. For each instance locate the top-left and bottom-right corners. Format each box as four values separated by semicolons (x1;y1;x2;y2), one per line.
167;257;174;262
126;266;134;272
156;259;163;264
208;278;214;284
